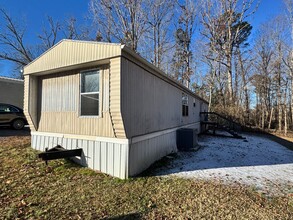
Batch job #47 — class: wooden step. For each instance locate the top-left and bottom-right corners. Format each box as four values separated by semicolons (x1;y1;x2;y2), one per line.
201;121;218;125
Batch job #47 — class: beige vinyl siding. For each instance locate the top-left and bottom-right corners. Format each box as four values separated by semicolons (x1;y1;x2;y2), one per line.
40;70;78;112
24;75;36;131
128;121;201;176
129;131;177;176
121;46;208;104
109;57;126;138
37;68;115;137
103;68;110;112
24;40;121;75
23;75;38;131
121;56;204;138
23;75;29;113
29;75;39;130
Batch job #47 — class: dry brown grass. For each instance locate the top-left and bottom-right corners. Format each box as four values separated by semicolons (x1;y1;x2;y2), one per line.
0;136;292;219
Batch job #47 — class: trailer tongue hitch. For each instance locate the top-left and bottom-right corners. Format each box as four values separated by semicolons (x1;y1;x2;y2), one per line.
38;145;83;165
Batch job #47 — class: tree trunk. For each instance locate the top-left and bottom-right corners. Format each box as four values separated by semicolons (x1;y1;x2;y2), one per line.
208;85;213;112
153;26;157;66
237;49;250;121
268;107;274;129
278;102;282;131
261;100;265;129
291;77;293;127
226;54;233;104
157;22;161;68
284;83;288;136
277;42;283;131
278;100;282;131
284;105;288;136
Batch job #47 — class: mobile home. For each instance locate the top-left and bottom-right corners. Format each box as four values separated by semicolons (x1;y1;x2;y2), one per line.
24;40;208;179
0;76;24;108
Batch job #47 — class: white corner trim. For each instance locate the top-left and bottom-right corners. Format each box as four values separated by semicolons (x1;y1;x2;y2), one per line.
31;131;129;145
130;122;200;144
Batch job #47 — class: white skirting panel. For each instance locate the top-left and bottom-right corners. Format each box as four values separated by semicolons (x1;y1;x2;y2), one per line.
31;133;129;179
128;131;177;176
31;122;200;179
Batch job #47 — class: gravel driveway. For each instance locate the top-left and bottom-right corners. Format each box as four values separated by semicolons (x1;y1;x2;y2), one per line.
0;126;30;137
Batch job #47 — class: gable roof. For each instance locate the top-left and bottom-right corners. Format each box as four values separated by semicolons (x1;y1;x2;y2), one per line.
24;39;208;104
24;39;122;75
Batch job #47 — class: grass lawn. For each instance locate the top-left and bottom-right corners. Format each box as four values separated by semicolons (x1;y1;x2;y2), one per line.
0;136;292;219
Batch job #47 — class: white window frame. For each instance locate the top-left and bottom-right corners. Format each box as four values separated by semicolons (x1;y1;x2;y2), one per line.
79;68;101;117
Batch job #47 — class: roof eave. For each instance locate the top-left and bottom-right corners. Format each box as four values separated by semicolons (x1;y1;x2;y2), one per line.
24;58;112;76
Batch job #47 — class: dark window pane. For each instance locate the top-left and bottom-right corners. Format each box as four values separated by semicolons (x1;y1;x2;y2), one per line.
182;105;185;116
81;71;99;93
81;93;99;115
182;105;188;117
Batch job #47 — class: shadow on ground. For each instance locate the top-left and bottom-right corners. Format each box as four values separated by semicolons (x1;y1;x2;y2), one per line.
0;126;30;137
102;212;142;220
252;132;293;151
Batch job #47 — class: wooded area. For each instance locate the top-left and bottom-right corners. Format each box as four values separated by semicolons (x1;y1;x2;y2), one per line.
0;0;292;134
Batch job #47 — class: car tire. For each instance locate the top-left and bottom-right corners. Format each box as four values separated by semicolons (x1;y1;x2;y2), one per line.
12;119;25;130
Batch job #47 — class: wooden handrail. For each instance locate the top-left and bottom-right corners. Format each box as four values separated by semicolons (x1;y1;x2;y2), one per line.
200;112;242;128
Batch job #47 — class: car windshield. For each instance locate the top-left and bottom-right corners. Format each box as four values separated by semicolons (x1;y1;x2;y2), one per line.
0;105;18;113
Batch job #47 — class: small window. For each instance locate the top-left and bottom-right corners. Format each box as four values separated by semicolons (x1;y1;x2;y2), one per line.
80;70;100;116
182;93;189;117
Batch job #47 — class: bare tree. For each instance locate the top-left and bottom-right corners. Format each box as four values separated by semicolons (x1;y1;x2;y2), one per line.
63;17;91;40
284;0;293;126
271;18;287;131
0;9;34;69
172;0;197;85
0;10;62;72
251;16;289;131
38;16;61;52
235;48;251;122
284;79;289;135
90;0;147;52
283;49;293;125
252;25;274;129
0;8;93;78
144;0;174;69
284;0;293;43
201;0;257;103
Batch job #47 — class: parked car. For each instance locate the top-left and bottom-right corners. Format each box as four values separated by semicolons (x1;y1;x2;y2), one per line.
0;103;28;130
